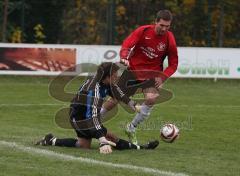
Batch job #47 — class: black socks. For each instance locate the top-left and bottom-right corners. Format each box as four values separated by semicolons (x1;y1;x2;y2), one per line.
115;138;141;150
54;138;78;147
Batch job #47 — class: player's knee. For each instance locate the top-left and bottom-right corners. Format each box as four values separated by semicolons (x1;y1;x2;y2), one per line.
77;138;91;149
145;93;159;105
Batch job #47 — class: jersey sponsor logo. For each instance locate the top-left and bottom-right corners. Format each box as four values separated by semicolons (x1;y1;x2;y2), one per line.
140;46;158;59
157;42;166;51
147;47;155;52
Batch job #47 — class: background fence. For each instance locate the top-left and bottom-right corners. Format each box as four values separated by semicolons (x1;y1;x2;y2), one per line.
0;0;239;47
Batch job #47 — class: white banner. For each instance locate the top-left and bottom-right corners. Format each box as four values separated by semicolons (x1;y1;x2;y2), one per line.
0;43;240;79
174;47;240;78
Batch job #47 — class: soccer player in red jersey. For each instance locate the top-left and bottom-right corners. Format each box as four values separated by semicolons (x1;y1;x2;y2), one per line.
101;10;178;144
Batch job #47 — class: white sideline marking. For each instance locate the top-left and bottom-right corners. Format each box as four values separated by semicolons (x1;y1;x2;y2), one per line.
0;103;62;107
0;141;188;176
0;103;240;109
167;104;240;108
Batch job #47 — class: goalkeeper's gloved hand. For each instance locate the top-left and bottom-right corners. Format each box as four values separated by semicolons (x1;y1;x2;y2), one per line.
99;143;112;154
99;137;116;154
128;100;141;113
134;103;141;113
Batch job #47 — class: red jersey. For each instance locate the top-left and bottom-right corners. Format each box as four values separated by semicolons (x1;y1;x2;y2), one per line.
120;25;178;81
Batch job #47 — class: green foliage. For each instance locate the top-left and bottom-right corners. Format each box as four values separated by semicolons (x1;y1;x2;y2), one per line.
10;26;23;43
2;0;239;47
59;0;240;47
34;24;46;44
60;0;108;44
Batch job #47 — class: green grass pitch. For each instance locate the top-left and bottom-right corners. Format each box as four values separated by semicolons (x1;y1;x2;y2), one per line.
0;76;239;176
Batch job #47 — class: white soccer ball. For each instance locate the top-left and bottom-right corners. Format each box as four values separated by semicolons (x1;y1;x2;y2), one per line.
160;123;179;143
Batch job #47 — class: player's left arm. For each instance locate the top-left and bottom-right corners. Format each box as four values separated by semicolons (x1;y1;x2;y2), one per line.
120;26;146;66
163;32;178;78
162;32;178;80
155;32;178;88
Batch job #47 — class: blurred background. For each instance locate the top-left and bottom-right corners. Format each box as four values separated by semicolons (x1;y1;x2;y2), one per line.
0;0;239;47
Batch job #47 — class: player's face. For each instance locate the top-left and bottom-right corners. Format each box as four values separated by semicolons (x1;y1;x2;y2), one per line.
104;71;119;85
155;19;171;35
109;71;118;84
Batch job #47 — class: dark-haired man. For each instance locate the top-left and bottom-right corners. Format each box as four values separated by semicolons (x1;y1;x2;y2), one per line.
101;10;178;145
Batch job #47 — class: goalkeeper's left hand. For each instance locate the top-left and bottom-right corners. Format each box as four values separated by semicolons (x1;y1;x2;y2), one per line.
134;103;141;113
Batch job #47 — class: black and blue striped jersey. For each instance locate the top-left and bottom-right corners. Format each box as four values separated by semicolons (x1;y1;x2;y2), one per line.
70;74;131;139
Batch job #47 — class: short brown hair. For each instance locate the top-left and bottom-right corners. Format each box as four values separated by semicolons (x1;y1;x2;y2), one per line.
156;10;173;22
98;62;119;80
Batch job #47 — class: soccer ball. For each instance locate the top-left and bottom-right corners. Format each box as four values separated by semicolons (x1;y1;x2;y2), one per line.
160;123;179;143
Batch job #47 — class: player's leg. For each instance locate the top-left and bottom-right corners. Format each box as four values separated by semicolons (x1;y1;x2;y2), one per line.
51;136;92;148
35;133;77;147
106;131;159;150
105;130;138;149
36;115;93;148
76;137;92;148
115;138;159;150
126;85;159;144
35;133;92;148
131;87;159;127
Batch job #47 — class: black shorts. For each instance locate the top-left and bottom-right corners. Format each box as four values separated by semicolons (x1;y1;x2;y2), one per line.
117;69;155;97
73;124;107;139
69;108;107;139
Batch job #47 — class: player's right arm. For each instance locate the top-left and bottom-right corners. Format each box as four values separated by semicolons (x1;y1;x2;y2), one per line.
120;26;145;66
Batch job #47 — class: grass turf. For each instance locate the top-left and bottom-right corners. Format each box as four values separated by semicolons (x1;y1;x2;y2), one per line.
0;76;239;176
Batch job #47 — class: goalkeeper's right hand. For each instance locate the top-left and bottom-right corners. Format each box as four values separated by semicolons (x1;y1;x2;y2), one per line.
99;137;116;154
99;143;112;154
